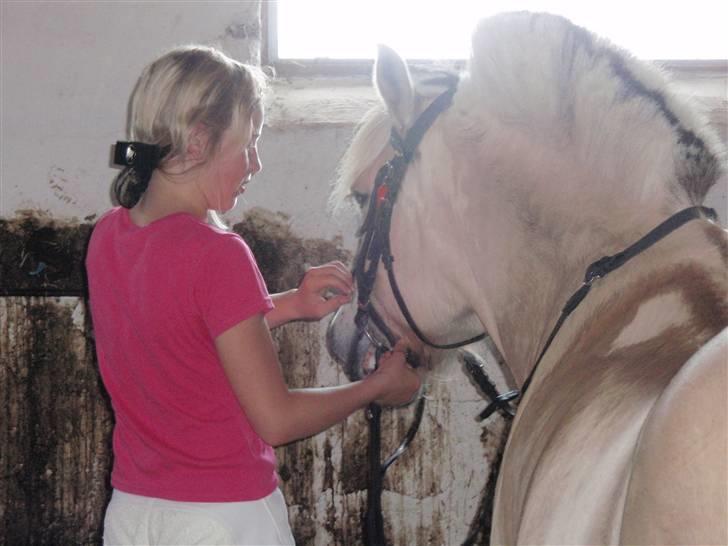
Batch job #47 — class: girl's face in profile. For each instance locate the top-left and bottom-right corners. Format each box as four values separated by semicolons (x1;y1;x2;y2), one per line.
200;108;264;213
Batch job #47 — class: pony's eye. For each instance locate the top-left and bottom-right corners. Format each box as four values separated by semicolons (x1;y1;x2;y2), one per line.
351;192;369;208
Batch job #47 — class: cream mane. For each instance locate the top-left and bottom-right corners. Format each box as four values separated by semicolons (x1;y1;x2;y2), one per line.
330;104;390;213
461;12;723;206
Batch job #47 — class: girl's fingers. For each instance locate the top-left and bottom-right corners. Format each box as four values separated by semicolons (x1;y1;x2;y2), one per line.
379;343;410;364
389;339;409;355
318;260;349;276
306;263;352;285
305;273;353;296
316;294;351;316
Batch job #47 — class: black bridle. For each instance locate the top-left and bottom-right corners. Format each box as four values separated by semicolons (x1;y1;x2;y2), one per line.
349;75;513;546
352;74;486;354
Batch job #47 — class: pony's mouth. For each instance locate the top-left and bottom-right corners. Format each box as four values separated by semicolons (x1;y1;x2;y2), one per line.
325;303;377;381
326;301;424;380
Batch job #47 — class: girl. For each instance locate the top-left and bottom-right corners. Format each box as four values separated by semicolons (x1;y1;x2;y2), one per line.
86;45;421;545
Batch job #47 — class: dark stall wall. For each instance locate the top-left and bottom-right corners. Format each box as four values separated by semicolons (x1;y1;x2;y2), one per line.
0;296;112;545
0;211;509;545
0;210;352;544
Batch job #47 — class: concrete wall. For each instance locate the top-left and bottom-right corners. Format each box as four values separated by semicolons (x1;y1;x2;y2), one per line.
1;2;726;545
1;1;259;221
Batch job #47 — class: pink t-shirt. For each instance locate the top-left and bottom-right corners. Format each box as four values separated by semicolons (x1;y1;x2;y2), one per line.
86;207;277;502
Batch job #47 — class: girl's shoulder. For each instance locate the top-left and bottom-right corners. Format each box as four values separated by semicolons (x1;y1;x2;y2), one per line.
88;206;125;244
171;217;254;266
93;206;124;228
178;216;244;246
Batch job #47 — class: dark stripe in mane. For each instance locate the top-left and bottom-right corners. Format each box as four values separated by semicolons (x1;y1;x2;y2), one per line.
560;17;720;203
567;19;706;153
606;53;705;150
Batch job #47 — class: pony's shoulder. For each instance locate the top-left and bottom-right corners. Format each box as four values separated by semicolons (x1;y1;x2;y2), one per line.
620;326;728;545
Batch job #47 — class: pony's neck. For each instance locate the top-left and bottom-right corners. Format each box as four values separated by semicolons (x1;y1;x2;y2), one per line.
463;191;686;387
441;117;696;386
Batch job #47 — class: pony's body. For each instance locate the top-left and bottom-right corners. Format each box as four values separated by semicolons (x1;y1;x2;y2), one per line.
494;228;727;544
332;12;727;545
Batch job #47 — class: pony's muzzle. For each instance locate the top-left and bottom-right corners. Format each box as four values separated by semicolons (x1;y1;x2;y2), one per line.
326;302;391;381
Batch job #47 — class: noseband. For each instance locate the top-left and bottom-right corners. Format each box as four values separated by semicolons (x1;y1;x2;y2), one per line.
352;74;486;353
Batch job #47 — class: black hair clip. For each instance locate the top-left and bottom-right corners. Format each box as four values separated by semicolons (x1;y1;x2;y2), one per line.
113;141;167;170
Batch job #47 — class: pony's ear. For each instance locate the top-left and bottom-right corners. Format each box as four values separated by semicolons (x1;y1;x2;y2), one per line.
374;44;415;132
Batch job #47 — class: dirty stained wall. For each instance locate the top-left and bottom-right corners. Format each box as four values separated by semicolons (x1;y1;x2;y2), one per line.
0;209;507;545
1;2;726;545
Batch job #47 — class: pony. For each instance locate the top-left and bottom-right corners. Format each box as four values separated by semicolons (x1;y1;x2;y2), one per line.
328;11;727;545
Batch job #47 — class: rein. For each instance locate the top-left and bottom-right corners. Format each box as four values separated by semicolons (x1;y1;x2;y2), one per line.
478;205;719;418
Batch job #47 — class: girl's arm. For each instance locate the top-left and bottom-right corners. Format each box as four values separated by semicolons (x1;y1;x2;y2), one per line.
265;261;353;328
214;313;421;447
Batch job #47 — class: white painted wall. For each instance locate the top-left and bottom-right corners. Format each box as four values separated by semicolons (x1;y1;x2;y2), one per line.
1;1;260;222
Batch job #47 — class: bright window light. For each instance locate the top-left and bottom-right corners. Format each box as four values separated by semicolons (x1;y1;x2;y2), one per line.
276;0;728;61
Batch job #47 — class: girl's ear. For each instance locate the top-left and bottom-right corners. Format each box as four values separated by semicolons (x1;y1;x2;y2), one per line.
186;123;211;163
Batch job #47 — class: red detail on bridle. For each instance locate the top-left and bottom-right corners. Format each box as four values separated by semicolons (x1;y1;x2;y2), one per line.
376;184;389;204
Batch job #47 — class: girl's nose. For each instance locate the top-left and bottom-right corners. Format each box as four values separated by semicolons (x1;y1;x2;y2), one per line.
251;150;262;175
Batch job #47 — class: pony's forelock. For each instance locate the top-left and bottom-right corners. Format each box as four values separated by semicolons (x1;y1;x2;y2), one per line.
330;104;392;214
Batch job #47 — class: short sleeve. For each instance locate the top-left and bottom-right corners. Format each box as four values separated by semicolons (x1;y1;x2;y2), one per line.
196;234;274;339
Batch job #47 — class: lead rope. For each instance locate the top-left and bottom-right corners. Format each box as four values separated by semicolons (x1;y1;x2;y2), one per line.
365;397;427;546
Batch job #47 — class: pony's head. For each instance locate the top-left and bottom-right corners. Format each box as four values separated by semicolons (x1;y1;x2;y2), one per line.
329;11;724;382
328;45;488;378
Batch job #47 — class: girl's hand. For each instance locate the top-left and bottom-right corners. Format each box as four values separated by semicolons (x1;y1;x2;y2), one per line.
367;340;422;406
292;261;353;321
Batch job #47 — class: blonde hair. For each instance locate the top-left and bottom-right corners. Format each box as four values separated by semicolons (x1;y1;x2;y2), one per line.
114;45;267;212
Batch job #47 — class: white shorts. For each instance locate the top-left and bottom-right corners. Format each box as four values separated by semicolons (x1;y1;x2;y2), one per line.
103;488;295;545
